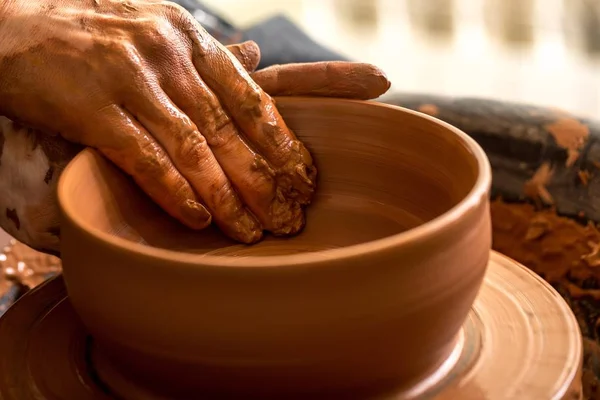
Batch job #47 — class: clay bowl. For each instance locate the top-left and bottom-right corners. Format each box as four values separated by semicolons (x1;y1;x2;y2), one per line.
57;97;492;398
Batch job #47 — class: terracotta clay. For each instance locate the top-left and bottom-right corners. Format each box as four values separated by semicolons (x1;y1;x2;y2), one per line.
6;200;600;397
56;98;491;397
0;39;389;254
0;252;582;399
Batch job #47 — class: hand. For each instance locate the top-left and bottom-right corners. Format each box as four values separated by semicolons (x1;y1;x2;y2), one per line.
226;41;391;100
0;0;390;249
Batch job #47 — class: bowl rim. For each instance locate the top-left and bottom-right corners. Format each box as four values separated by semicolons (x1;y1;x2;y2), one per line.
57;97;492;268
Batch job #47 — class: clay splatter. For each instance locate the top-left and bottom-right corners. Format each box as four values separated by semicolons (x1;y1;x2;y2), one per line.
545;118;590;167
524;163;554;205
579;170;591;186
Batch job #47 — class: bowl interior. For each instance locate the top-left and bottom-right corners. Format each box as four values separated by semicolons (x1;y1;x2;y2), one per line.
60;98;479;257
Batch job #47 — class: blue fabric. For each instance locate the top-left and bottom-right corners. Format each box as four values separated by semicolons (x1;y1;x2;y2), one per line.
243;15;349;69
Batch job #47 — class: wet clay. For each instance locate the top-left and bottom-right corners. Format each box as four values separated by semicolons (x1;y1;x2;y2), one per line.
54;98;491;397
523;162;555;206
544;117;589;167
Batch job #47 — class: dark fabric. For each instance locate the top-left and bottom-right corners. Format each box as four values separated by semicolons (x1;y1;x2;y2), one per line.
381;93;600;223
243;15;349;69
171;0;348;67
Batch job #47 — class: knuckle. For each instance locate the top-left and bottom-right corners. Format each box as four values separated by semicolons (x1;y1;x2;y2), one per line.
206;111;234;149
177;131;211;167
112;39;136;58
172;179;194;201
239;86;264;117
134;140;167;178
108;41;147;81
169;116;195;142
209;181;235;207
159;1;191;25
140;18;169;41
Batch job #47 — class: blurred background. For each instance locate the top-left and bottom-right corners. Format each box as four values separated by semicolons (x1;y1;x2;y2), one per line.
204;0;600;118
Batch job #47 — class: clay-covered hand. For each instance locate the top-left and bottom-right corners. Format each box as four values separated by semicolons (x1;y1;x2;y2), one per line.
0;37;390;252
227;41;391;100
0;0;390;245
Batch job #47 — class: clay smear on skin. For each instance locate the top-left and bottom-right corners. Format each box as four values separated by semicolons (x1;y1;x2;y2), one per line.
545;117;590;167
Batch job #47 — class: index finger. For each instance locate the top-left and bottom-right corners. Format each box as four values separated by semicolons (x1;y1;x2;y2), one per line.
181;20;316;204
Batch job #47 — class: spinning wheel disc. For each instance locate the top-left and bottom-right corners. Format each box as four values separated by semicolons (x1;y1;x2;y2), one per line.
0;252;583;399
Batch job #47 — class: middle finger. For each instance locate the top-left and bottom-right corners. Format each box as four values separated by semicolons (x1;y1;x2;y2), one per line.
160;59;306;236
178;19;317;205
118;74;263;243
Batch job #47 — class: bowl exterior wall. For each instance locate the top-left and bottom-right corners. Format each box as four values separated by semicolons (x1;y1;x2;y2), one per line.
59;98;492;395
60;196;490;394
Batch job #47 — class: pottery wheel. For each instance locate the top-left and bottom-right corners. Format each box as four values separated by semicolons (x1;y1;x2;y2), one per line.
0;251;583;400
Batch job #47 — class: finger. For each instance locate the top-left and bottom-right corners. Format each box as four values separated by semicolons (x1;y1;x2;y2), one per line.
161;61;305;235
119;78;264;243
87;105;212;230
183;22;316;205
251;62;391;100
226;41;261;73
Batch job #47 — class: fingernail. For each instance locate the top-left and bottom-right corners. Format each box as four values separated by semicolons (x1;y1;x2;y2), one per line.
182;199;212;229
220;210;262;244
236;212;263;244
240;40;260;53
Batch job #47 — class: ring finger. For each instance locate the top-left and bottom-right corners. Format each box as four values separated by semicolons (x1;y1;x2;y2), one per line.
85;104;212;231
159;59;306;235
